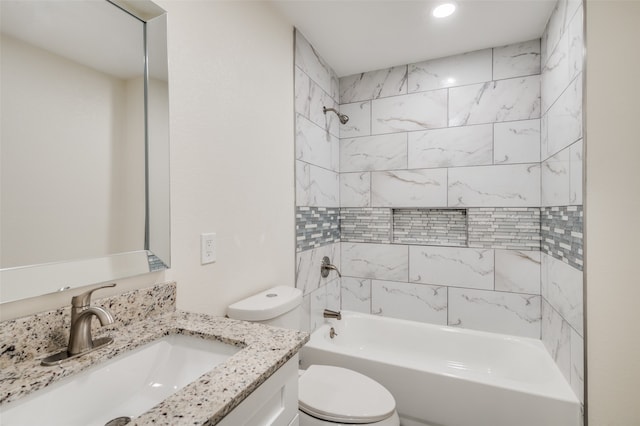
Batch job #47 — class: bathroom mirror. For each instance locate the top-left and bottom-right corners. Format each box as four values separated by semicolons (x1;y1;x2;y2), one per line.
0;0;170;304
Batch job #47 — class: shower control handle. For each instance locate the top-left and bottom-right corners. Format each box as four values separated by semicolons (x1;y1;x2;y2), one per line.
321;256;342;278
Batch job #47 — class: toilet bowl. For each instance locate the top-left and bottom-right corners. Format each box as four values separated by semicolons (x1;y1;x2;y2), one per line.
227;286;400;426
298;365;400;426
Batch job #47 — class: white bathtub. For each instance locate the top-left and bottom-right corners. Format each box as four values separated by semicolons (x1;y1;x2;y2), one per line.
301;311;581;426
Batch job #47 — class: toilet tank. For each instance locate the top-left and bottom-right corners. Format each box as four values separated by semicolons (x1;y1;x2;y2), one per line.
227;286;302;331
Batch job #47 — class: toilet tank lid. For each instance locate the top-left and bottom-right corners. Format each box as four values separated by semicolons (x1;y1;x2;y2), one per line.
227;286;302;321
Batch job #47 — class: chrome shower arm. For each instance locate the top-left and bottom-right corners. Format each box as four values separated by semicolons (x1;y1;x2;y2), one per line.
322;106;349;124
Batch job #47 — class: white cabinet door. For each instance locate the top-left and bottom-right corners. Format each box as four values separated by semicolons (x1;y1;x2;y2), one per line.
217;354;299;426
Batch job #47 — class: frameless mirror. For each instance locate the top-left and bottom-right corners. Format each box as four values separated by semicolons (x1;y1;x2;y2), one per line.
0;0;170;303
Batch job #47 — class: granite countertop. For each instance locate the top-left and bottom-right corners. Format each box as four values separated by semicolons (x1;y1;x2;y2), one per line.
0;310;309;425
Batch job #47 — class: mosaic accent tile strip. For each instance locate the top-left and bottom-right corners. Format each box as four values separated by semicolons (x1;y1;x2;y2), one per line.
296;206;340;252
541;205;583;270
467;207;541;250
392;208;467;246
340;208;391;243
147;253;167;272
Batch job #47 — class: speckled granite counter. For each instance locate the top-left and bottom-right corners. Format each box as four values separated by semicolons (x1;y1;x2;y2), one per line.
0;284;309;425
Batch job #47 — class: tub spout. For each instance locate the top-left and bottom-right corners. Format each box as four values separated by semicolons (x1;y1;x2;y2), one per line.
323;309;342;320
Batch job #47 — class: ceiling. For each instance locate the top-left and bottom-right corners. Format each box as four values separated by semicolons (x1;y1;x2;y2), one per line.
270;0;556;77
1;0;144;79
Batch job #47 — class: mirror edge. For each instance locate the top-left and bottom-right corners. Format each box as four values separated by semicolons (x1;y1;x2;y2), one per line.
0;0;170;305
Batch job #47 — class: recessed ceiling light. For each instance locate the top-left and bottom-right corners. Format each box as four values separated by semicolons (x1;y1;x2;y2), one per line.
432;3;456;18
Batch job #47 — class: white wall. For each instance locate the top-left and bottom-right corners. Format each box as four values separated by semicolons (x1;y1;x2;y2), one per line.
160;0;295;316
585;0;640;424
0;1;295;320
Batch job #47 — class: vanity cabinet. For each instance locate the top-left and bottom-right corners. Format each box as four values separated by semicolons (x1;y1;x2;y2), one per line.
217;354;299;426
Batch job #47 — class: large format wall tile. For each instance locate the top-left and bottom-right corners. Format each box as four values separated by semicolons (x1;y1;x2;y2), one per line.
568;6;584;84
493;119;541;165
541;31;571;113
295;66;311;117
301;293;311;333
341;242;408;282
340;172;371;207
296;66;340;138
493;39;541;80
339;101;371;138
296;161;311;206
339;65;408;103
407;124;493;169
541;146;571;207
309;285;327;332
295;30;336;99
543;0;575;66
372;169;447;207
372;280;447;324
495;250;541;294
296;114;338;172
308;82;340;139
541;253;583;335
570;328;584;403
570;140;583;205
409;246;494;290
408;49;492;92
371;90;447;134
448;288;541;338
326;279;341;312
449;75;540;127
541;298;571;381
341;277;371;313
296;243;341;296
544;74;582;159
308;165;339;207
448;163;540;207
341;133;407;172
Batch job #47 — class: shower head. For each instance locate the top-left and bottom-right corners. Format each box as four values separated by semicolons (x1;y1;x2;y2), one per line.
323;106;349;124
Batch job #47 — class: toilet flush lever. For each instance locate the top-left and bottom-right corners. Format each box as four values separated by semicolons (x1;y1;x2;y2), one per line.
321;256;341;278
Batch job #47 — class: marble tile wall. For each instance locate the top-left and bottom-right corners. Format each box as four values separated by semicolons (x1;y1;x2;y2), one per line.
295;30;341;332
539;0;584;404
337;39;543;338
339;242;542;338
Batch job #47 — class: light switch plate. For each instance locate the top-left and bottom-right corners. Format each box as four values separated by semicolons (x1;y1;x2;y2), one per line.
201;233;216;264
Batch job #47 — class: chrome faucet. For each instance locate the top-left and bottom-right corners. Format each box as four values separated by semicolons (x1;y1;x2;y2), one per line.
42;283;116;366
320;256;342;278
68;284;116;355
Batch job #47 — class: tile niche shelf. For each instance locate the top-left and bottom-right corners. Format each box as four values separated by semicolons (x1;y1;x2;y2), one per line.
392;208;468;247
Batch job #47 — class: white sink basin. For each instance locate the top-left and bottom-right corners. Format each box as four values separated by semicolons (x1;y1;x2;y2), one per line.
1;334;240;426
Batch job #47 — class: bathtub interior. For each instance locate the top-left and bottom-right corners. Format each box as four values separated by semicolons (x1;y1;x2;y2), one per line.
301;311;581;426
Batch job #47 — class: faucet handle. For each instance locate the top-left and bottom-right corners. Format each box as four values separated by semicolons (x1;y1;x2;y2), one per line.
71;283;116;308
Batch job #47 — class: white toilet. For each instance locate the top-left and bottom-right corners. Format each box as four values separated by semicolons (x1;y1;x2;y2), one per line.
227;286;400;426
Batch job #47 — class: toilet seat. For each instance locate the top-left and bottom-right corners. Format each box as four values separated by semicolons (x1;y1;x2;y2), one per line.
298;365;396;424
